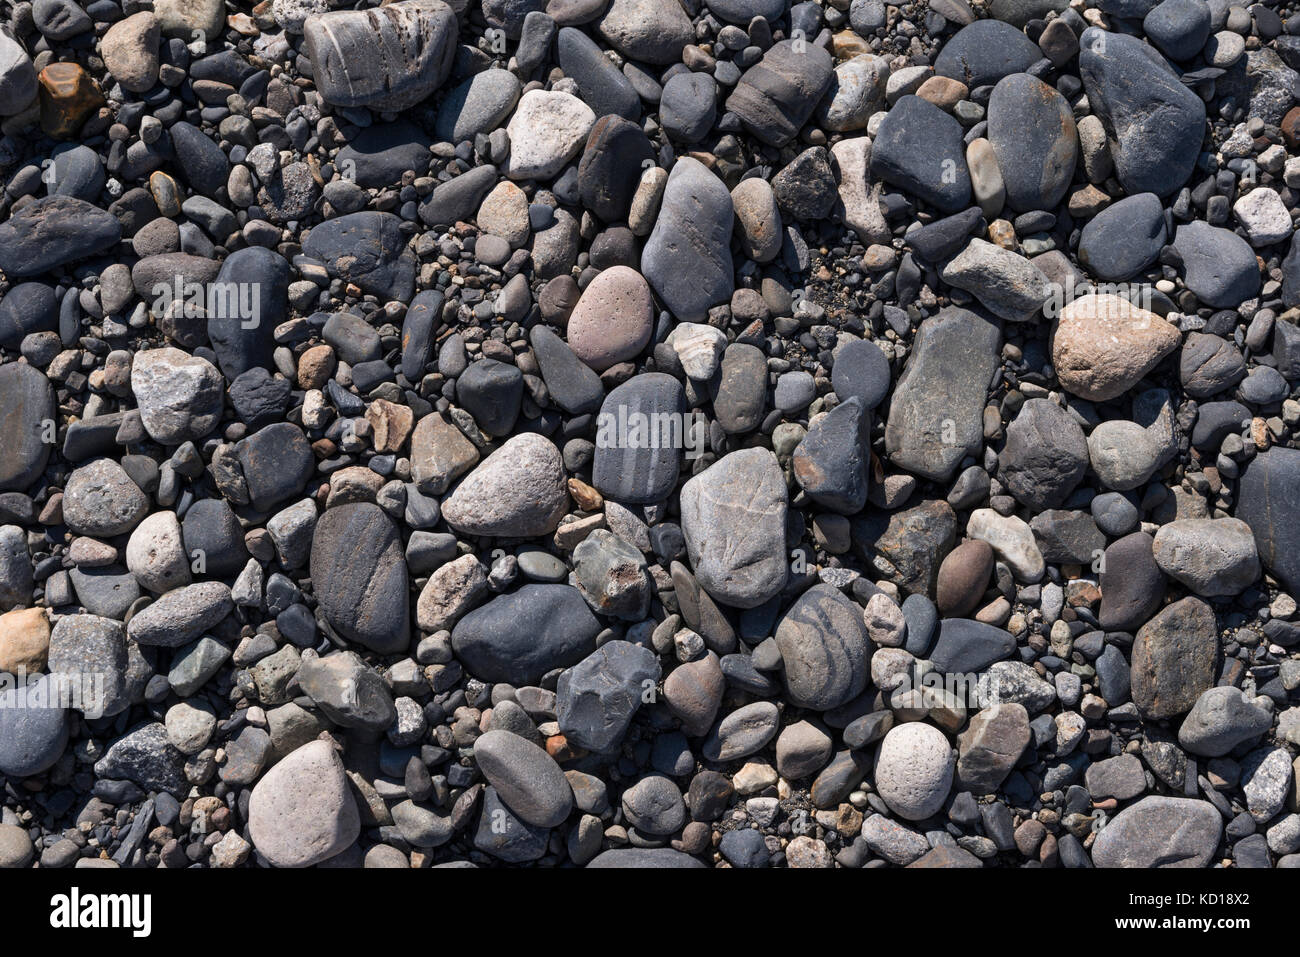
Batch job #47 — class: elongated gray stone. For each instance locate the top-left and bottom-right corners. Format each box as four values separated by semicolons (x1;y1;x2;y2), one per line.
641;157;734;322
679;448;788;609
592;373;685;505
0;363;53;493
885;307;1001;481
310;503;409;655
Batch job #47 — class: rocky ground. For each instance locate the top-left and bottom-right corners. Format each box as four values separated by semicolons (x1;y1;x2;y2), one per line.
0;0;1298;870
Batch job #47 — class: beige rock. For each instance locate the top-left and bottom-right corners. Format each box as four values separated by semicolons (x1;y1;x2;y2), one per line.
1051;294;1181;401
0;607;49;674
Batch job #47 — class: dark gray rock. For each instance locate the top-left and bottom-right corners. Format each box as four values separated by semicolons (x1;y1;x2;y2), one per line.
452;585;600;685
1173;221;1261;308
0;363;53;493
557;27;639;121
1079;27;1207;197
792;397;870;514
870;95;971;214
1237;446;1300;597
302;212;416;302
337;121;432;188
207;247;288;383
641;157;734;322
592;373;684;504
935;20;1041;87
885;306;1000;481
929;619;1016;674
1077;193;1166;281
998;398;1089;511
1131;597;1218;720
987;73;1077;212
310;503;409;655
0;675;69;778
558;640;661;752
237;423;314;512
0;197;121;278
1099;532;1165;631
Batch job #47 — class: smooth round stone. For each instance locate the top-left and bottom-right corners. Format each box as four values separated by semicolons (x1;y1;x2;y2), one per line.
731;177;783;262
0;283;57;350
474;730;573;827
1077;193;1166;281
775;721;834;780
1088;420;1160;491
662;651;724;736
874;723;954;821
0;674;69;778
774;371;816;412
641;156;736;322
454;585;599;685
577;115;655;224
441;433;569;538
714;344;768;434
0;362;54;493
1091;796;1222;867
566;265;654;372
591;373;685;504
701;701;779;761
831;338;891;410
621;774;686;835
1091;492;1139;537
62;459;149;537
595;0;693;65
774;584;870;710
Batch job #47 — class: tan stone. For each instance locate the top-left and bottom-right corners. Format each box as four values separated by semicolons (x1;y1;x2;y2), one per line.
297;345;335;390
0;607;50;674
1051;294;1181;401
916;75;968;111
365;398;415;454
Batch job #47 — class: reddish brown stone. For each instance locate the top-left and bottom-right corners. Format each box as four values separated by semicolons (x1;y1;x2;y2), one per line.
38;63;105;139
